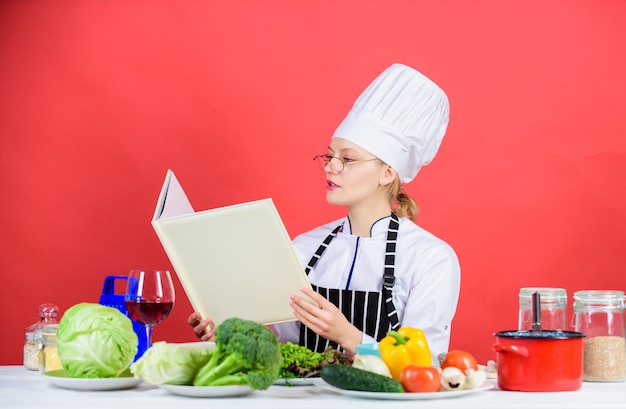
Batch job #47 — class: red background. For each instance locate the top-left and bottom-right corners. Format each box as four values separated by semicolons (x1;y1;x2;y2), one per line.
1;0;625;365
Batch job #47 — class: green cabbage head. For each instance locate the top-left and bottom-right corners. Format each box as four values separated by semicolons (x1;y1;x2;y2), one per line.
57;303;138;378
130;341;214;385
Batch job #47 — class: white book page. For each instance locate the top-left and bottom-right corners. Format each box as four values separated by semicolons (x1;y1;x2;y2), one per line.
152;169;194;221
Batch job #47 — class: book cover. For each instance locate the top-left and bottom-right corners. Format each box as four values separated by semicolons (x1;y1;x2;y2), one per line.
151;169;312;326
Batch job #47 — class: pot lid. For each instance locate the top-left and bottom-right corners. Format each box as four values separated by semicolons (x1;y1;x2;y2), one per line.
494;330;585;339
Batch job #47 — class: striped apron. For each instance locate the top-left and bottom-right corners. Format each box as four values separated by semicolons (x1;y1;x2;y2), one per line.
299;213;401;352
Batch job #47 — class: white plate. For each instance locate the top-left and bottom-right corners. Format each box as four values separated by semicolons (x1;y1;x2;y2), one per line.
314;379;494;400
43;369;142;391
274;377;319;386
160;384;253;398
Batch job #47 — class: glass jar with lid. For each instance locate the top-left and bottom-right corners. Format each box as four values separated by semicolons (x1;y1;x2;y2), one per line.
573;290;626;382
39;324;63;372
23;303;60;371
518;287;568;331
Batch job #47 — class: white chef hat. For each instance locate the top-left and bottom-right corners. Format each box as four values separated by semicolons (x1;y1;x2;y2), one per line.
332;63;450;183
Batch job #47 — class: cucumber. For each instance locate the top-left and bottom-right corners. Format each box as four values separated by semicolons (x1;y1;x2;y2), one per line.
321;365;404;393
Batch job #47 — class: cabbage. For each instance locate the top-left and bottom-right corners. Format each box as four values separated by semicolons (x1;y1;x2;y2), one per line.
130;341;214;385
57;303;138;378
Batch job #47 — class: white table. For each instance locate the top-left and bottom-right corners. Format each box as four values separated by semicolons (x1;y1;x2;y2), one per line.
2;366;625;409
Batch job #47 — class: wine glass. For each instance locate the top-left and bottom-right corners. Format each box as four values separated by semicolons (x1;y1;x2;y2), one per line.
124;269;175;350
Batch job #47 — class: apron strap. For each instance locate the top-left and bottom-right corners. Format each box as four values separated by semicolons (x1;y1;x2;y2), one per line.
304;223;343;275
383;213;400;330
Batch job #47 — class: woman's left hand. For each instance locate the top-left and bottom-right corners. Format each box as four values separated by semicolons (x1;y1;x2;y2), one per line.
290;287;362;354
187;312;216;342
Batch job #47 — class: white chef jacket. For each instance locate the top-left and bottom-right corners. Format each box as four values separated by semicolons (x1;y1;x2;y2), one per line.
272;214;461;364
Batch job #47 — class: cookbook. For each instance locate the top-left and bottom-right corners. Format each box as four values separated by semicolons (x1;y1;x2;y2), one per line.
151;169;312;326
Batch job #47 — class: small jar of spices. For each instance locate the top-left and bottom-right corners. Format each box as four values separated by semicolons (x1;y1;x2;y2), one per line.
39;324;63;372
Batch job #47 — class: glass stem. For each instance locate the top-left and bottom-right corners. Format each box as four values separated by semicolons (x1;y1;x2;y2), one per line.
145;324;153;349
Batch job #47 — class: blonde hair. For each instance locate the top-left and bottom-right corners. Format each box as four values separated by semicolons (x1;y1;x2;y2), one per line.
385;177;419;221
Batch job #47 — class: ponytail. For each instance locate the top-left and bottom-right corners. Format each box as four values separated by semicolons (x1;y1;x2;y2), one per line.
385;177;419;222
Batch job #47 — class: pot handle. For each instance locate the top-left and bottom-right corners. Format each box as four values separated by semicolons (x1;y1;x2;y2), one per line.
493;343;529;357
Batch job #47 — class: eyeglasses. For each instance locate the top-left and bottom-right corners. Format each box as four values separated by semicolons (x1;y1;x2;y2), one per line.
313;154;380;173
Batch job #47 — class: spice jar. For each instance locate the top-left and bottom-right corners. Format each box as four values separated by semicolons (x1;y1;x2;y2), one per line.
519;287;568;331
39;324;63;372
23;331;39;371
573;290;626;382
23;303;60;371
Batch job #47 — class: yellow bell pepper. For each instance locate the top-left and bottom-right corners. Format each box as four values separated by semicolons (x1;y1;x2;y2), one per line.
379;327;432;380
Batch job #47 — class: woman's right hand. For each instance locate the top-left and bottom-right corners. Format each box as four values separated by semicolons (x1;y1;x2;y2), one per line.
187;312;216;341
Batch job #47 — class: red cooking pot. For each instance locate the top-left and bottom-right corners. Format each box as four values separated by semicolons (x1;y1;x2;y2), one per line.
493;330;585;392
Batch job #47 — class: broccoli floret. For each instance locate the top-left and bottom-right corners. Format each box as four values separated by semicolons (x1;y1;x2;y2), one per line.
193;317;282;390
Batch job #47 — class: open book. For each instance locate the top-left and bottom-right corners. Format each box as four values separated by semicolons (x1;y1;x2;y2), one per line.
151;169;312;326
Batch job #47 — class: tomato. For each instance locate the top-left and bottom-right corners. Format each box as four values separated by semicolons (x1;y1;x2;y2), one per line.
399;365;441;393
440;350;478;374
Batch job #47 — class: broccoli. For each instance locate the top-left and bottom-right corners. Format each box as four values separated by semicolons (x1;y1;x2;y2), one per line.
192;317;282;390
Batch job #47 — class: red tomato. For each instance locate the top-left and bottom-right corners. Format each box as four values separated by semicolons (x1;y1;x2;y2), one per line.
440;350;478;373
399;365;441;393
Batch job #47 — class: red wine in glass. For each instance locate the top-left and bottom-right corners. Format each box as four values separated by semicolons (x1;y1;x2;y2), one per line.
125;300;174;326
124;269;175;350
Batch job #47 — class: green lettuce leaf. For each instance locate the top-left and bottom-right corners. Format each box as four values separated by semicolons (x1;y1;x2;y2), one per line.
130;341;214;385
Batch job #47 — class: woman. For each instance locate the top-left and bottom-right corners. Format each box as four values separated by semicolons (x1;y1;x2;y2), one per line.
189;63;460;364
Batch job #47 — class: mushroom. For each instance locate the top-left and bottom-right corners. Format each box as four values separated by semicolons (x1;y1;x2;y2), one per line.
464;368;487;389
440;366;466;390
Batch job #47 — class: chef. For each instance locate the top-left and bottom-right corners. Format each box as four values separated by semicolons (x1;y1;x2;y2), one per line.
190;63;460;365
